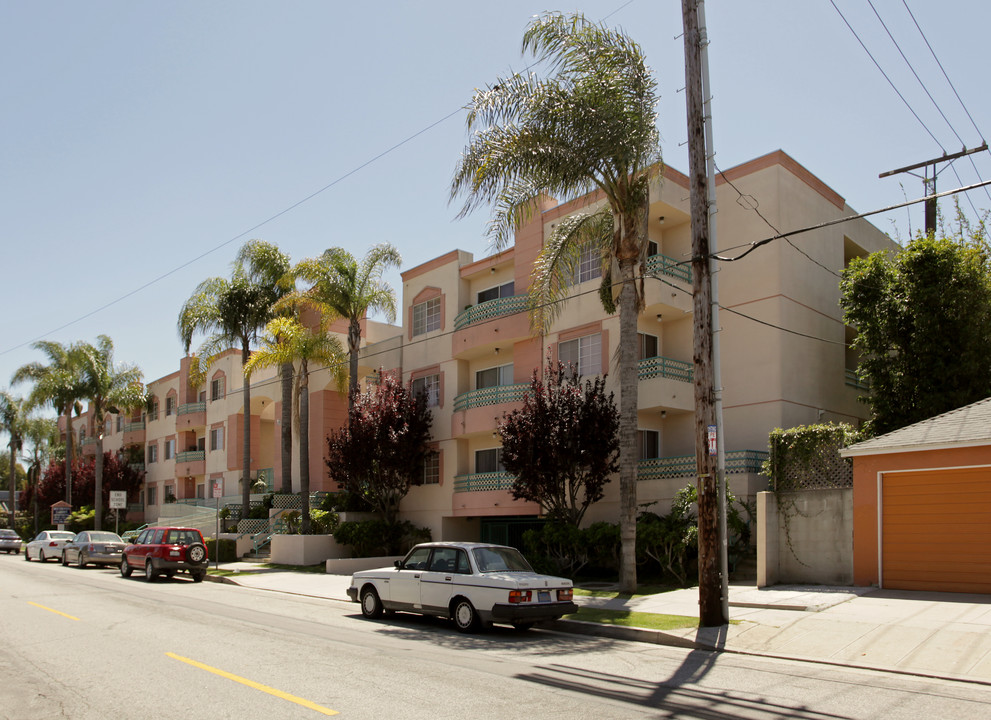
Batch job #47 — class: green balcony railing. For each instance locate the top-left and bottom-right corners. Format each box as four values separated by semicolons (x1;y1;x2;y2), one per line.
124;420;145;432
453;383;529;412
177;402;206;415
647;252;692;284
176;450;205;463
638;355;693;383
845;368;870;391
453;471;515;493
638;450;769;481
454;294;529;331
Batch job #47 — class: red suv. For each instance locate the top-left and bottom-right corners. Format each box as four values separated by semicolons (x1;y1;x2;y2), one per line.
121;526;209;583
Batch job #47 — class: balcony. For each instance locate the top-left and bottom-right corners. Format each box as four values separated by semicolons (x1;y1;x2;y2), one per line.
845;368;870;391
176;402;207;430
637;450;769;481
638;355;693;383
637;356;693;413
453;384;529;412
453;471;515;492
123;420;146;445
452;471;540;517
454;294;529;331
647;252;692;284
175;450;205;477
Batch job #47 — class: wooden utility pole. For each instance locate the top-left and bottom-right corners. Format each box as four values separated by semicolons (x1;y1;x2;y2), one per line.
682;0;725;627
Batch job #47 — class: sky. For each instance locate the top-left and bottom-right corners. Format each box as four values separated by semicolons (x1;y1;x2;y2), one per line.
2;0;990;430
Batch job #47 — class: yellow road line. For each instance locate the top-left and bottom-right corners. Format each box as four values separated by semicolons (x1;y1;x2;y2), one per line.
166;653;338;716
27;601;79;621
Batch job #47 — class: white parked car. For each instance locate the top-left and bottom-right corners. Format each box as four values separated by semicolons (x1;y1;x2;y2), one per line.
24;530;76;562
347;541;578;632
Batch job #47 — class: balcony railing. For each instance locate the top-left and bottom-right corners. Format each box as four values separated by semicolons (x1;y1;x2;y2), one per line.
454;294;529;331
638;450;769;481
177;402;206;415
845;368;870;391
82;437;97;447
176;450;205;463
124;421;145;432
453;471;515;493
647;252;692;284
638;355;693;383
453;383;529;412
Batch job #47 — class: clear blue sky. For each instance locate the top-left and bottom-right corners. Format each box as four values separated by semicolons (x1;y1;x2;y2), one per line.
2;0;989;427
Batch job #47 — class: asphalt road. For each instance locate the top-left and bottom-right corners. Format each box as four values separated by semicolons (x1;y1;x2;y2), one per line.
2;553;991;720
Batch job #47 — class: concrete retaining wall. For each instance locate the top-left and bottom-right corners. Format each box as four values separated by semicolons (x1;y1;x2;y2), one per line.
757;488;853;587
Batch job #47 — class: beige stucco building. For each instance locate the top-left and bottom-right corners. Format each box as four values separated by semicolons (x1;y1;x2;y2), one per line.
62;150;898;542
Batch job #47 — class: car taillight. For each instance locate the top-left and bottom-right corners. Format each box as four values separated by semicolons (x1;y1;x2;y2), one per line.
48;541;58;547
508;590;532;604
557;588;573;602
88;545;96;552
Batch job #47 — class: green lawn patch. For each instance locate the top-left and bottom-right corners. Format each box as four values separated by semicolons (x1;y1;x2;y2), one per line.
565;607;698;631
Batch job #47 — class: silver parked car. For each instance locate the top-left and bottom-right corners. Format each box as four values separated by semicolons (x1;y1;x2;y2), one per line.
0;529;22;554
61;531;127;568
24;530;76;562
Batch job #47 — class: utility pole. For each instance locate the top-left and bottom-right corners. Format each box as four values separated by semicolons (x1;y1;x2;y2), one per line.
683;0;726;627
880;143;988;236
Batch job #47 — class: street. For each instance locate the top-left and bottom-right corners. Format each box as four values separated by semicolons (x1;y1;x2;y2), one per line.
2;553;990;719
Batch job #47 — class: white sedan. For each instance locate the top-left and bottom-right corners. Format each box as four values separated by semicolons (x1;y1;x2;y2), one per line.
347;541;578;632
24;530;77;562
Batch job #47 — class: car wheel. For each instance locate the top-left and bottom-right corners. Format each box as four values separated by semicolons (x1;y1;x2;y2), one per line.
360;587;384;619
61;552;69;566
40;550;47;563
512;622;535;632
186;542;207;564
120;557;132;578
24;549;31;561
77;552;87;569
192;571;206;583
144;559;157;582
453;599;481;633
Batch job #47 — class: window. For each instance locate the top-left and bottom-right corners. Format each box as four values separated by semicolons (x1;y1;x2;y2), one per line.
197;436;206;452
639;332;658;360
198;390;206;403
210;427;225;451
147;400;159;421
211;377;226;400
116;416;123;432
412;374;440;407
647;240;659;256
477;281;515;304
559;333;602;376
475;448;504;474
638;429;660;460
412;297;441;336
147;485;158;507
421;452;440;485
401;547;432;571
196;484;204;499
105;418;112;435
147;443;158;464
475;364;513;390
164;438;176;460
165;396;176;416
572;243;602;284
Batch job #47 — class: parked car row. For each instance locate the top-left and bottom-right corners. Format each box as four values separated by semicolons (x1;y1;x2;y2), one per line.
17;526;209;583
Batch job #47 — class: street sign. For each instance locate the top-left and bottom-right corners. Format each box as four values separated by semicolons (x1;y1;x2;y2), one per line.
707;424;718;456
109;491;127;510
212;480;223;499
51;501;71;526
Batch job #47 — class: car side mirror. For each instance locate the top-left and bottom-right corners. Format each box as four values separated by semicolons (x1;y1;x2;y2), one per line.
394;560;402;569
130;538;138;544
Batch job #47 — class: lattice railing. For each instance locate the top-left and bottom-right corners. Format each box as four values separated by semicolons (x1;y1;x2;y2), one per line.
453;383;529;412
453;471;515;493
638;355;693;383
637;450;769;480
454;294;529;331
647;252;692;284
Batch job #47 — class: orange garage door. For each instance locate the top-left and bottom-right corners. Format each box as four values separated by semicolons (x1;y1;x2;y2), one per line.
882;467;991;594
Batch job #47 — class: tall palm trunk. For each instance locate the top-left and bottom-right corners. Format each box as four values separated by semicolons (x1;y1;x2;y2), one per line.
7;444;15;531
241;342;252;521
64;403;74;506
94;431;104;531
280;362;293;493
347;317;361;413
617;256;640;594
299;360;311;534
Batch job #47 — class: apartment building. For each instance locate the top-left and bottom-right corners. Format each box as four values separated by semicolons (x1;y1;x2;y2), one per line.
62;150;897;540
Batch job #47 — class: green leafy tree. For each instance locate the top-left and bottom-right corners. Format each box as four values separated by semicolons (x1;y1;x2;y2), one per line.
293;244;401;409
245;312;346;533
12;340;88;504
178;244;278;519
0;391;27;530
76;336;144;531
841;233;991;435
450;12;661;592
235;240;296;494
498;360;619;526
325;371;433;526
24;452;144;526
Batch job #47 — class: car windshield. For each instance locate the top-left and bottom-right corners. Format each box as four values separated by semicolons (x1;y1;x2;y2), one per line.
88;532;122;542
165;530;200;545
471;546;534;573
50;532;75;540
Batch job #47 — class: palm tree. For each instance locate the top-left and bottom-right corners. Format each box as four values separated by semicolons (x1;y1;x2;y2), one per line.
235;240;296;494
0;391;26;531
178;254;275;520
293;244;401;410
12;340;88;506
22;415;58;534
450;12;661;592
77;336;144;531
245;311;345;533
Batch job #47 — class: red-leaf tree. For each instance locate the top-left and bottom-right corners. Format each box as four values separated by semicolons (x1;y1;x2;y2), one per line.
325;370;434;525
23;452;144;524
499;360;619;526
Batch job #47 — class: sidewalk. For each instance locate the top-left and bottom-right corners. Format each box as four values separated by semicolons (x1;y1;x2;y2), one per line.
207;563;991;686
